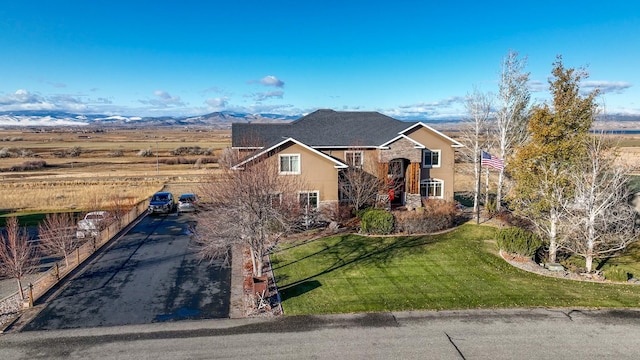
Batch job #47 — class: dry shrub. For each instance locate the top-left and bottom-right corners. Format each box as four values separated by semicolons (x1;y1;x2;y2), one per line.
137;148;154;157
0;147;33;158
393;199;458;234
170;146;213;156
320;202;354;224
8;160;47;171
161;156;218;165
108;149;124;157
52;146;82;158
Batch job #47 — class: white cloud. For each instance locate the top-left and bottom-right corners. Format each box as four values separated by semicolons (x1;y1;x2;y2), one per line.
0;89;56;111
582;80;632;94
205;96;229;109
139;90;185;107
390;96;466;119
252;90;284;102
249;75;285;88
528;80;546;92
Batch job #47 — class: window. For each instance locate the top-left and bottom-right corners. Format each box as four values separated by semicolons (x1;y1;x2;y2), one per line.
299;191;319;210
345;151;364;168
420;179;443;198
267;193;282;208
339;184;352;202
422;150;441;168
279;154;300;174
388;159;405;178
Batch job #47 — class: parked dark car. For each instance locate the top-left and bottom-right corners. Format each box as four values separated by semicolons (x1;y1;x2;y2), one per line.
177;193;199;213
148;192;176;214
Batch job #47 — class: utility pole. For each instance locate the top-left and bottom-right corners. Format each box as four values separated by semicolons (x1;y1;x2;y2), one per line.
156;141;159;175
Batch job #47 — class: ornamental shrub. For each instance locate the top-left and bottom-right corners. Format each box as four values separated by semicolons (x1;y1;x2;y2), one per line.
360;209;394;235
496;227;542;257
393;199;458;234
603;266;632;282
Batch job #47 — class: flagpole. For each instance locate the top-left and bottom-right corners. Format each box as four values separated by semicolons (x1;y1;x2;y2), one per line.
477;150;482;225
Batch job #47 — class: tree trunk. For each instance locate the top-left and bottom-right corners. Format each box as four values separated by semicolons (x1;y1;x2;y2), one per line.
255;254;264;277
249;247;257;277
585;254;593;273
586;227;595;273
16;278;24;300
496;168;504;212
548;211;558;263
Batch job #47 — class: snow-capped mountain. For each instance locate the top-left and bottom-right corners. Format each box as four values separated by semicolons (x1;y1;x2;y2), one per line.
0;111;298;128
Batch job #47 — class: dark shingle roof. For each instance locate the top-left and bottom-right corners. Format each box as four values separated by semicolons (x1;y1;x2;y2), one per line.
232;109;416;148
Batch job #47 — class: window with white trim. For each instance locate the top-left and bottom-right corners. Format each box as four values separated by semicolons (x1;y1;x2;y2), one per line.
422;150;441;168
420;179;443;198
299;191;319;210
267;192;282;208
279;154;300;174
345;151;364;168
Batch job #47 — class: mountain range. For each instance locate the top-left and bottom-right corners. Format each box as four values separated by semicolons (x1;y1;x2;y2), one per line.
0;110;299;128
1;110;639;129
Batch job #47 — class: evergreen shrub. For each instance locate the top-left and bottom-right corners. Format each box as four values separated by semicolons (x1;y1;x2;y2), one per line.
360;209;394;235
496;227;542;257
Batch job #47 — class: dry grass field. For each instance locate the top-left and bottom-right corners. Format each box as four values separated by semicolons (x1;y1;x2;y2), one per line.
1;126;639;215
0;127;227;214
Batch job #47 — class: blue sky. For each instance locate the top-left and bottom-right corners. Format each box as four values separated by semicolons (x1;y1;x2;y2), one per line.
1;1;638;119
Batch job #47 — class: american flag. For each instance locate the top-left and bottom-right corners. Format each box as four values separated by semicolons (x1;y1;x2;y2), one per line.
481;151;504;170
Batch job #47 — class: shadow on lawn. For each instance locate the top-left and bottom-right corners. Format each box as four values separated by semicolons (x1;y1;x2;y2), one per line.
279;280;322;300
276;234;442;299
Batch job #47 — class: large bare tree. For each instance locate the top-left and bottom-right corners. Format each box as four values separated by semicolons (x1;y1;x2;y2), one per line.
0;217;37;300
196;149;306;277
460;87;493;218
38;212;78;268
494;50;531;211
338;147;386;211
562;134;639;272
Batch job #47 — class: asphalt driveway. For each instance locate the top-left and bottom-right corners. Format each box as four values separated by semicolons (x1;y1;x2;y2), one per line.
22;212;230;330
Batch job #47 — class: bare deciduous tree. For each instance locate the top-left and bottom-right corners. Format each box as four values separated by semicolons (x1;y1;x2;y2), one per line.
38;212;78;268
0;217;37;300
196;149;306;277
494;50;531;211
338;147;385;211
460;87;493;218
110;194;135;224
562;134;639;272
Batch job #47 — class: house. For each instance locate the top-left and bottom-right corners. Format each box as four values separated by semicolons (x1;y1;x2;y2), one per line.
231;109;463;211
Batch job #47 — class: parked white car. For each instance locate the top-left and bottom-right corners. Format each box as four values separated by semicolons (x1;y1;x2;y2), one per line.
76;211;110;238
177;193;199;213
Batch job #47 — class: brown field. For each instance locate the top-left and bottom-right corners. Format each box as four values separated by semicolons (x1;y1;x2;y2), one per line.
0;127;638;214
0;128;227;213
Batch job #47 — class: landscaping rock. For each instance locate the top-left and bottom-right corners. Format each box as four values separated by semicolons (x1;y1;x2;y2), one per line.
545;263;565;271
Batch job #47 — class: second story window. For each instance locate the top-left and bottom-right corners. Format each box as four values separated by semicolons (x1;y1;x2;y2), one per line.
345;151;364;168
422;150;441;168
279;154;300;174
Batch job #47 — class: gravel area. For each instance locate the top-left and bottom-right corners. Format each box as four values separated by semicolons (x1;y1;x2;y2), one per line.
500;250;616;283
0;294;22;329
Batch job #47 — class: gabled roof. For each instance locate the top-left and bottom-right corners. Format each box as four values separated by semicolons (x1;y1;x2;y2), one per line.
232;137;349;170
232;109;417;148
398;122;464;148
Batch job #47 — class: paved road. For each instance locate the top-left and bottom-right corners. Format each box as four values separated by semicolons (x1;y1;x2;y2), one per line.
20;212;230;330
2;308;640;359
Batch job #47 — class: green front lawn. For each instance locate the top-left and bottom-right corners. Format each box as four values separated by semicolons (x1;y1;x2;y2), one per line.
271;224;640;315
